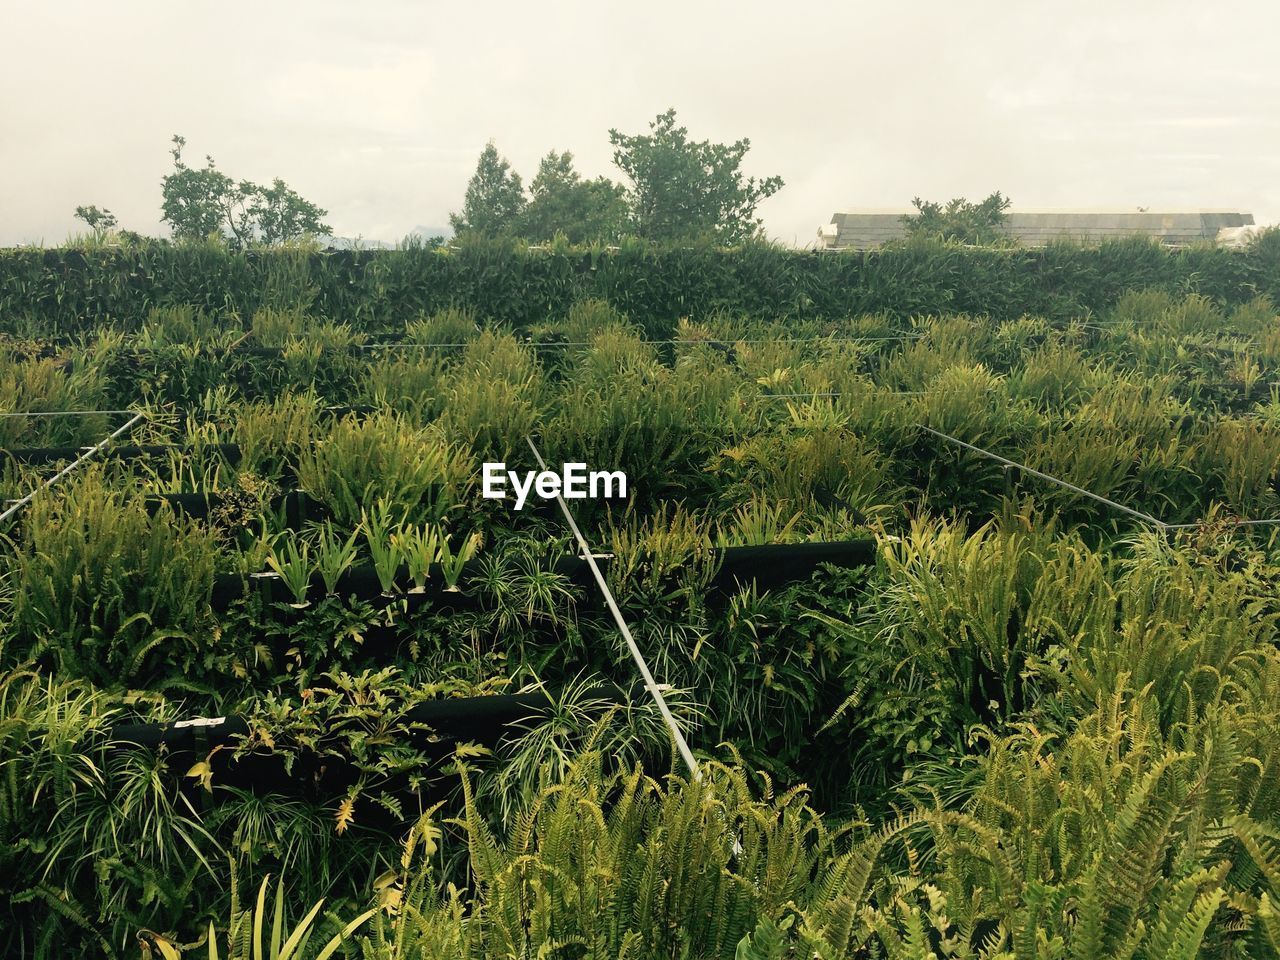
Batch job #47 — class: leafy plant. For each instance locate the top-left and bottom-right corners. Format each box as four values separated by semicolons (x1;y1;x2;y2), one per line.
8;470;218;686
392;524;442;593
438;530;483;592
313;521;359;596
361;500;404;596
167;874;373;960
295;414;471;528
266;535;313;608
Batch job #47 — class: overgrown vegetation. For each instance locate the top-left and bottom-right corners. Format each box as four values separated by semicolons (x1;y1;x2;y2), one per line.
4;251;1280;957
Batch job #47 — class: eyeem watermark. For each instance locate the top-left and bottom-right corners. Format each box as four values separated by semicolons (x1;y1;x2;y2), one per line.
482;462;628;510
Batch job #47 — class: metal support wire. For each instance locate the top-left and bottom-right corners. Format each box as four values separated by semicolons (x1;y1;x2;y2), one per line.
0;411;146;524
524;435;702;781
758;391;844;399
917;424;1169;528
920;424;1280;531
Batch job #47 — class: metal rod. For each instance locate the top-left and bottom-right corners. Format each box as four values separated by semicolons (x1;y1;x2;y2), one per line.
0;412;146;524
525;435;702;781
918;424;1169;529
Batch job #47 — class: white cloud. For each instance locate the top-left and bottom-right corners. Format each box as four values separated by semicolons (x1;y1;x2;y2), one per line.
2;0;1279;243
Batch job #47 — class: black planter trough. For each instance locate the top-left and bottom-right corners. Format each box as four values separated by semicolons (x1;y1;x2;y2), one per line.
111;691;555;755
147;489;326;527
551;537;877;597
713;539;877;593
210;537;877;614
106;689;595;823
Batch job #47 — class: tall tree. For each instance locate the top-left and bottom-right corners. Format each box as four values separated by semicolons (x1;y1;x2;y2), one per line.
519;151;627;243
161;135;330;247
450;141;526;237
901;192;1012;245
608;109;783;244
73;205;117;233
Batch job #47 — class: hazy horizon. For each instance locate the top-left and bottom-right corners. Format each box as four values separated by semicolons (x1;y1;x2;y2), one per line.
3;1;1277;247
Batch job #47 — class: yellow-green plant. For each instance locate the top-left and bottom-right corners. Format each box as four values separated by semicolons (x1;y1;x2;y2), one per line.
164;875;373;960
438;530;482;592
361;500;404;596
295;414;471;528
391;524;442;593
265;535;312;608
312;521;359;596
8;470;218;684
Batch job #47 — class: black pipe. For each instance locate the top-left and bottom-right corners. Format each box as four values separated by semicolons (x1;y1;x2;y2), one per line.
209;537;877;612
110;691;557;753
715;539;877;593
145;490;325;525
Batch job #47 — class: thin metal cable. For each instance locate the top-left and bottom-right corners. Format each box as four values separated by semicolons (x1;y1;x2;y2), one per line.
917;424;1169;528
756;391;844;399
524;435;702;782
1163;517;1280;530
919;424;1280;531
1;412;146;523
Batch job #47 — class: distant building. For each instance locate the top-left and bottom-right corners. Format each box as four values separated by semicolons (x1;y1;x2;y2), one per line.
816;209;1256;250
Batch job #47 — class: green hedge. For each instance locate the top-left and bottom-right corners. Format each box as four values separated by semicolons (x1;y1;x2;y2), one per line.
2;233;1277;336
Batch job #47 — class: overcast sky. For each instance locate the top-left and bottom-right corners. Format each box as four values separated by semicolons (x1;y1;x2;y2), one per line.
3;1;1277;247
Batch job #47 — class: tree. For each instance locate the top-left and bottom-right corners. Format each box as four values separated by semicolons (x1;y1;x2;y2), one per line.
518;151;627;243
73;205;117;232
250;178;330;246
608;108;783;244
901;192;1012;245
160;135;330;247
450;141;526;237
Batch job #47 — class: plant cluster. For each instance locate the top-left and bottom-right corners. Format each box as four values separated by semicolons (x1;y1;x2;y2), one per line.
5;267;1280;957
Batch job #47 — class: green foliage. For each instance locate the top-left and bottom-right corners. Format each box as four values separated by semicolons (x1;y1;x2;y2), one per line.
293;414;471;528
518;150;628;243
6;471;218;686
12;249;1280;958
901;191;1012;245
5;238;1280;337
161;135;329;247
73;204;118;233
229;668;490;834
609;108;784;243
448;141;526;238
192;874;373;960
444;756;842;960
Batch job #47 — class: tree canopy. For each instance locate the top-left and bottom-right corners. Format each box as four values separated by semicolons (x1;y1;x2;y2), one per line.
73;205;117;233
519;151;628;243
451;110;784;245
449;141;526;237
161;135;330;247
608;109;783;244
901;192;1012;245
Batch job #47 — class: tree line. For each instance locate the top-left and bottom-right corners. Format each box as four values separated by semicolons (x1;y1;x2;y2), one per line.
75;108;1009;247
